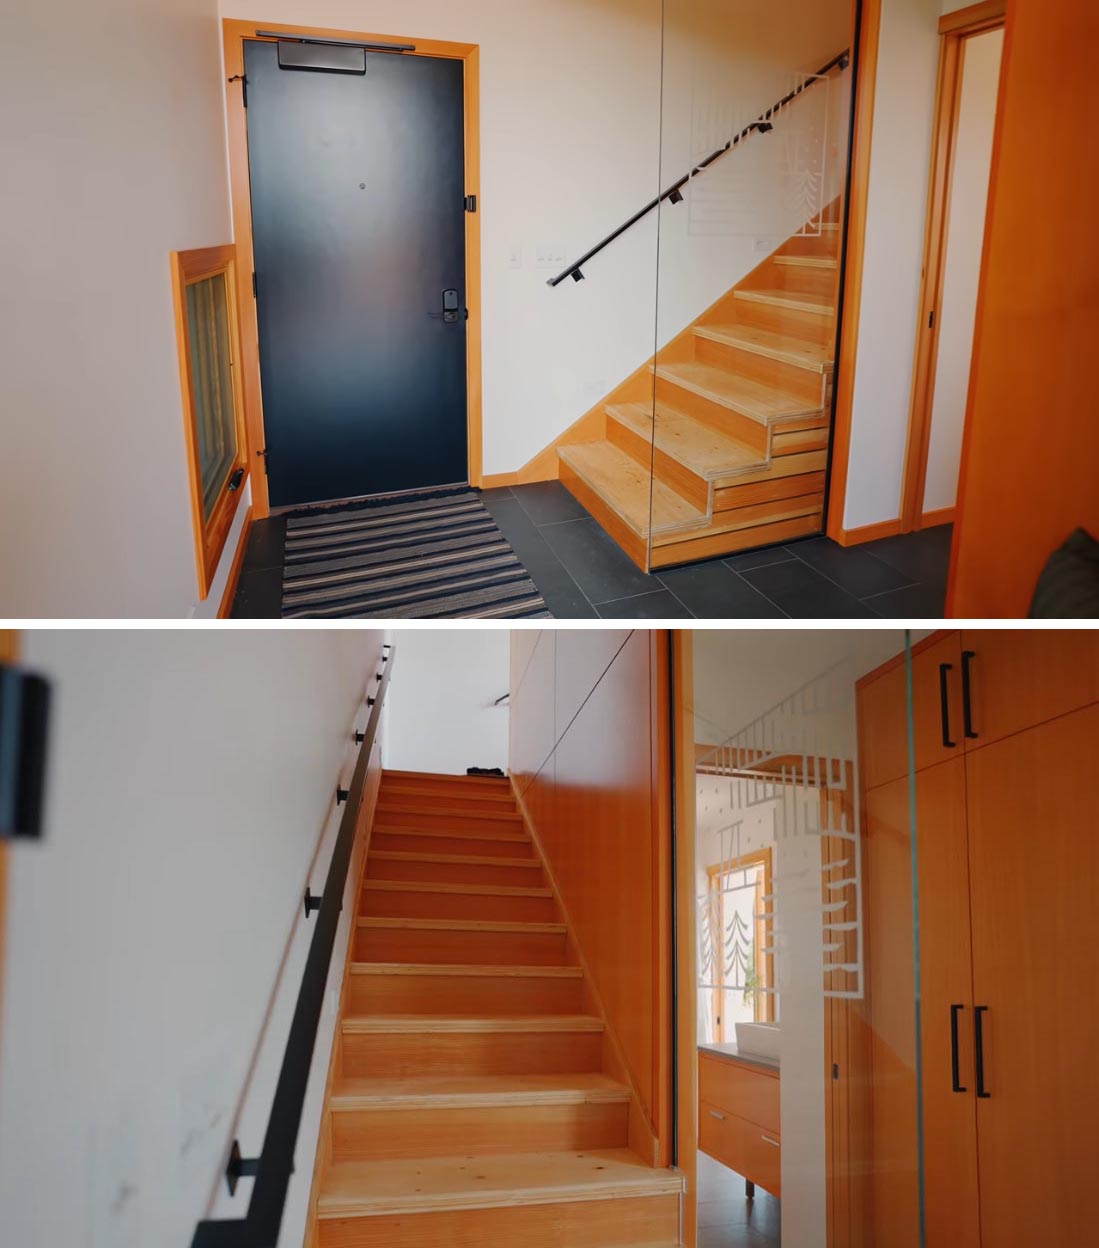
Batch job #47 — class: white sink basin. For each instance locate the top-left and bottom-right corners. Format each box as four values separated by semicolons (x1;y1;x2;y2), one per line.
735;1021;781;1062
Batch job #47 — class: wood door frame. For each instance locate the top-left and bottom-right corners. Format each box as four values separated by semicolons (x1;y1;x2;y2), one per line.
825;0;882;545
899;2;1006;533
221;19;484;519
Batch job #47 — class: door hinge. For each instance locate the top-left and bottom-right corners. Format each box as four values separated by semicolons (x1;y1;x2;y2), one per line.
228;73;248;108
928;309;935;330
832;1062;840;1081
464;195;478;213
258;448;269;476
252;272;258;299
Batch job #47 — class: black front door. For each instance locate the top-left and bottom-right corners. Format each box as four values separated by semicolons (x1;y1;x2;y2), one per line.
243;41;469;509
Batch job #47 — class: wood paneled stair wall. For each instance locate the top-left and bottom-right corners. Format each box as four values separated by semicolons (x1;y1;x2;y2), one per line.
306;768;684;1248
559;203;842;571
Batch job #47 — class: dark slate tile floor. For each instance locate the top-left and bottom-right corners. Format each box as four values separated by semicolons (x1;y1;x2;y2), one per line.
230;482;952;620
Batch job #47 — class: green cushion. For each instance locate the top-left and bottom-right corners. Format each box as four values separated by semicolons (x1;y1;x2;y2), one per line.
1029;529;1099;618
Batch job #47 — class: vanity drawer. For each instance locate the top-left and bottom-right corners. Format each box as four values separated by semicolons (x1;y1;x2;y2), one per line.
699;1053;780;1134
700;1101;782;1199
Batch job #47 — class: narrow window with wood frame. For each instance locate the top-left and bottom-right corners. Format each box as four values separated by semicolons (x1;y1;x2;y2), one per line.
704;848;775;1042
170;245;248;598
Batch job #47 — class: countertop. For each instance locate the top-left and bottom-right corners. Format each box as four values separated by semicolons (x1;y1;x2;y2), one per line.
698;1041;781;1074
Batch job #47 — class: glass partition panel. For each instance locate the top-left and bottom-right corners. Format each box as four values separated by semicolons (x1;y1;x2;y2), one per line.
691;629;925;1247
648;0;855;568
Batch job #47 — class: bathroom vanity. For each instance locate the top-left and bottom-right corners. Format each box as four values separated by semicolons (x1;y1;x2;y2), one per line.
698;1042;781;1198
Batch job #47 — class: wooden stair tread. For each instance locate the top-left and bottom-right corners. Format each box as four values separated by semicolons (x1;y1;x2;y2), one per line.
342;1014;605;1035
357;916;566;935
350;962;582;978
734;288;834;316
374;826;530;844
655;361;824;424
377;803;521;823
370;850;540;869
557;442;707;538
330;1073;630;1110
317;1148;684;1218
363;880;551;898
774;254;837;269
382;770;509;787
692;323;833;374
607;402;766;481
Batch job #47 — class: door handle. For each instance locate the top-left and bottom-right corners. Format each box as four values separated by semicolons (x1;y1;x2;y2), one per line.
442;288;460;324
939;663;956;749
950;1004;967;1093
761;1135;780;1148
975;1006;991;1098
708;1109;726;1121
961;650;978;740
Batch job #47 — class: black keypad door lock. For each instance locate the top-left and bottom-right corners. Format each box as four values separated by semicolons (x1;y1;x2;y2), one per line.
442;289;460;324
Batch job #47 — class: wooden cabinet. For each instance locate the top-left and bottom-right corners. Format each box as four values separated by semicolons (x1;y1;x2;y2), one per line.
857;630;1099;1248
697;1051;781;1198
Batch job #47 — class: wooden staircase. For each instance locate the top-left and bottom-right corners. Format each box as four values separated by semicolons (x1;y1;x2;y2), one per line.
559;208;841;571
308;768;683;1248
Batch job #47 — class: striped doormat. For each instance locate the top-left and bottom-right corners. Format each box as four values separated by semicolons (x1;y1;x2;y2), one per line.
281;489;552;619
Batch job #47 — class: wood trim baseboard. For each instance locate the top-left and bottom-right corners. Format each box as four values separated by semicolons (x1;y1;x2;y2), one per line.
920;505;956;529
940;0;1007;35
217;505;254;619
826;0;882;543
835;515;902;546
480;471;519;489
221;20;483;513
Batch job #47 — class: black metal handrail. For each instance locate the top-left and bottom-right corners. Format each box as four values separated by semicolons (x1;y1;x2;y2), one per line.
191;642;394;1248
547;48;850;288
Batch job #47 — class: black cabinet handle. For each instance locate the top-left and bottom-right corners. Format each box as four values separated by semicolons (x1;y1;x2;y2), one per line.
961;650;978;739
975;1006;991;1098
951;1004;967;1093
939;663;956;749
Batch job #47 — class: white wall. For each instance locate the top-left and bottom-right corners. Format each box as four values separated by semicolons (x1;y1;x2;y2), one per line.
383;628;509;775
923;28;1003;514
0;629;384;1248
843;0;943;531
0;0;240;618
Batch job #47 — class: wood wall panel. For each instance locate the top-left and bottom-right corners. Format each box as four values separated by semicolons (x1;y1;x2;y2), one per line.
508;630;671;1162
948;0;1099;616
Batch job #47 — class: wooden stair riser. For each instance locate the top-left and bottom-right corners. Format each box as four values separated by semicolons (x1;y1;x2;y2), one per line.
713;470;828;513
769;258;839;298
650;511;822;567
361;884;558;924
372;830;533;859
558;460;651;569
605;416;711;512
693;333;827;406
366;854;544;888
654;490;824;551
375;806;525;835
354;923;569;967
316;1194;682;1248
377;789;518;816
340;1029;605;1079
779;230;840;259
329;1100;629;1162
652;376;770;456
732;296;835;343
347;969;583;1016
771;423;831;458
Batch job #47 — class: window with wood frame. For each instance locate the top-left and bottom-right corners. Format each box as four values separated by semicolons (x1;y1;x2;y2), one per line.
705;848;775;1041
170;245;248;598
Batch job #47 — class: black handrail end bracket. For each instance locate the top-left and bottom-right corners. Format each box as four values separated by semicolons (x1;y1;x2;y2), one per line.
192;643;395;1248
